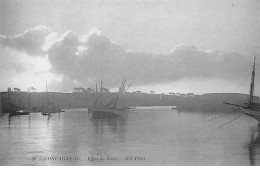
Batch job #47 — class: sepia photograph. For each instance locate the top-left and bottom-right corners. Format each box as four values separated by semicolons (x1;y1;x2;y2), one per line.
0;0;260;166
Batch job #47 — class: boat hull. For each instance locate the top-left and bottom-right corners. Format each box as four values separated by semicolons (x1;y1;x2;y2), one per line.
9;109;30;117
41;108;64;115
88;107;128;118
240;108;260;122
9;112;30;117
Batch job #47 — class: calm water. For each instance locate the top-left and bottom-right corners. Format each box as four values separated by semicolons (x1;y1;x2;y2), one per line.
0;106;259;166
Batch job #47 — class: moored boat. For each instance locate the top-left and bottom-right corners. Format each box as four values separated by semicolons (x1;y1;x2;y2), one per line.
224;57;260;122
41;81;65;116
88;79;130;118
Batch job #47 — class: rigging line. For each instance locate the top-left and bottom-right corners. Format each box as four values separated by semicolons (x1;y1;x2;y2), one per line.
208;113;231;121
208;109;238;121
218;113;243;129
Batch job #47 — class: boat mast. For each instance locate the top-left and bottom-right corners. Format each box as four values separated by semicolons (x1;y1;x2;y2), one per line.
45;80;51;106
101;80;102;92
248;57;256;106
28;87;31;109
18;90;21;109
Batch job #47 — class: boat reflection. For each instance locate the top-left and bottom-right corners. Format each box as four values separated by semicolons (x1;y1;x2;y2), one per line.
8;113;31;127
92;116;127;135
85;116;128;162
247;124;260;166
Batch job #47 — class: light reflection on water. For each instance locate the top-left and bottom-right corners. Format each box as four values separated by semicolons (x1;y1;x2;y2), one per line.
247;125;260;166
0;107;259;165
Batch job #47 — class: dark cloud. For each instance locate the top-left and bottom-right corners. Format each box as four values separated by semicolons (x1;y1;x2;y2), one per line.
0;25;52;55
47;30;259;90
48;31;80;76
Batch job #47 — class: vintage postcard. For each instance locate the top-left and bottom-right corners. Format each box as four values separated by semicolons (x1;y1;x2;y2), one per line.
0;0;260;166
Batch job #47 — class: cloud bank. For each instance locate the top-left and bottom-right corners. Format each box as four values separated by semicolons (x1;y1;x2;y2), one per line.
0;25;259;93
0;25;52;56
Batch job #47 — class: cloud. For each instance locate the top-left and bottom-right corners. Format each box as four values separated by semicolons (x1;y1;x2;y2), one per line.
0;45;60;91
46;29;259;90
0;25;52;55
1;25;258;92
80;27;101;43
48;31;80;76
0;47;27;80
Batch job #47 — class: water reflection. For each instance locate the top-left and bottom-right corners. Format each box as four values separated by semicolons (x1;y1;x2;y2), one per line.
92;116;127;138
8;113;31;128
2;108;260;165
41;112;61;125
247;123;260;166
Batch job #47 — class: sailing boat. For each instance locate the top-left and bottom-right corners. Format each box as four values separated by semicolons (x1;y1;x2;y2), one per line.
224;57;260;121
15;88;33;114
41;81;64;116
9;90;30;116
88;79;130;118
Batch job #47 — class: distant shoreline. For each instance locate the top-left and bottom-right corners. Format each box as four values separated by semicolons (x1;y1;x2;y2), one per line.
0;92;258;115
